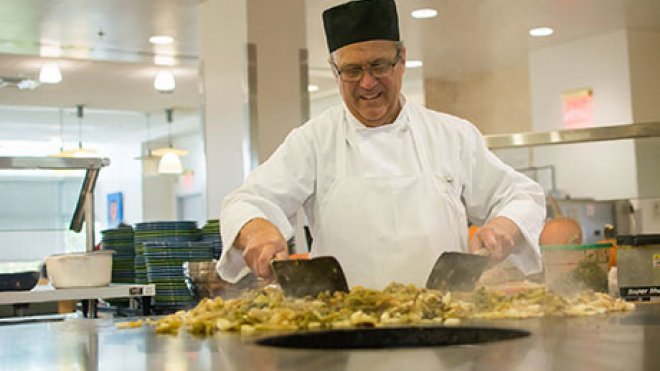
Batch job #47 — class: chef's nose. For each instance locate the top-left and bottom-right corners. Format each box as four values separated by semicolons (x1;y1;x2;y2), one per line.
359;70;379;89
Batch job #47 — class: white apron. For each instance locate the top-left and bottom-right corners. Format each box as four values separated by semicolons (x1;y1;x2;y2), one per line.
312;111;468;289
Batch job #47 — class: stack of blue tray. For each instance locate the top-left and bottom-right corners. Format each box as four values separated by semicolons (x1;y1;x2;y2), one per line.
134;221;201;242
201;219;222;259
100;225;135;284
133;221;206;311
143;240;214;310
100;225;135;307
134;243;147;284
133;221;201;284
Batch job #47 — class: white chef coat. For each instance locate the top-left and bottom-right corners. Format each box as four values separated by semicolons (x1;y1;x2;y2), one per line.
218;96;546;287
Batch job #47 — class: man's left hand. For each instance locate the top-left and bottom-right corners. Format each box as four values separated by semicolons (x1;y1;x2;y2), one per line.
468;216;521;264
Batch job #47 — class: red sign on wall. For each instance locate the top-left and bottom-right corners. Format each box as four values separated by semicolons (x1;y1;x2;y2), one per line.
561;88;593;128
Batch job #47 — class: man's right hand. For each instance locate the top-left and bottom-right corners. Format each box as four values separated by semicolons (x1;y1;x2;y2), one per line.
235;218;288;279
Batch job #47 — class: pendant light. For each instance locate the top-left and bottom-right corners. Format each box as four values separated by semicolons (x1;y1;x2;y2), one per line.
134;113;158;160
59;108;65;153
159;151;183;174
155;108;187;174
154;70;175;93
49;108;67;157
55;105;96;157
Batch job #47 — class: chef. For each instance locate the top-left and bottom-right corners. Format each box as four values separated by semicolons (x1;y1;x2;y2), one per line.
217;0;546;289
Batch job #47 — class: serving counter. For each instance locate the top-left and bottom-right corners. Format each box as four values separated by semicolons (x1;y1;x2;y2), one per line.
0;303;657;371
0;283;156;317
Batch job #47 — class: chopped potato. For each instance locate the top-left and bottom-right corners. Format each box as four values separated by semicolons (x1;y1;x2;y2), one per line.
147;282;634;337
115;320;144;329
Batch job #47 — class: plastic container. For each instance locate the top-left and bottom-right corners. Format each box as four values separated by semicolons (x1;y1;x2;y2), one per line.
45;251;114;288
541;243;611;293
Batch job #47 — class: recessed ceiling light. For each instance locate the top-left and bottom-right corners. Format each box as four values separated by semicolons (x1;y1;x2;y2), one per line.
406;60;423;68
411;8;438;19
39;63;62;84
529;27;554;37
149;35;174;45
307;84;319;93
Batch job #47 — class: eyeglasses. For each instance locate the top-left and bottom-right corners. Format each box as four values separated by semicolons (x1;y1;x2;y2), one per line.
332;51;401;82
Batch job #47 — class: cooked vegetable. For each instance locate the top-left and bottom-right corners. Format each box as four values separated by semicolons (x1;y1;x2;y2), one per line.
124;282;633;337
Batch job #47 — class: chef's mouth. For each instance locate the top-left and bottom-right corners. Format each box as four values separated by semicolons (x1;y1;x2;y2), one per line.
359;92;383;101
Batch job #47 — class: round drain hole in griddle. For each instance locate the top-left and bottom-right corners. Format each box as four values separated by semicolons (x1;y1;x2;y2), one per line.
256;326;530;349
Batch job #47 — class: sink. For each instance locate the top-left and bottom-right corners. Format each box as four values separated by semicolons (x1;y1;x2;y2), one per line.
256;326;530;349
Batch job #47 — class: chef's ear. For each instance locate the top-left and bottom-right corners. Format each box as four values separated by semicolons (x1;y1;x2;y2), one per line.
396;41;406;68
327;55;340;78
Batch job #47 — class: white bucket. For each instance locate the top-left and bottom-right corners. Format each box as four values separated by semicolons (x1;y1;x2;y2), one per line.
45;250;114;288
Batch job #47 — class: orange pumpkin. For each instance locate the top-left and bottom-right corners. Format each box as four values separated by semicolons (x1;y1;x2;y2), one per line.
539;217;583;246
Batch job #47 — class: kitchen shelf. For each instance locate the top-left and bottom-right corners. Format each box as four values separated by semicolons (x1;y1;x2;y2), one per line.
484;121;660;149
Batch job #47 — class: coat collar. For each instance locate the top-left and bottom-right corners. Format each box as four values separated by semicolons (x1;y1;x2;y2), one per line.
343;94;410;147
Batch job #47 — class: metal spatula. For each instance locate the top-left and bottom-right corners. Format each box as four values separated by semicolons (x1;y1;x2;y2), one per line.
425;251;490;292
270;256;349;297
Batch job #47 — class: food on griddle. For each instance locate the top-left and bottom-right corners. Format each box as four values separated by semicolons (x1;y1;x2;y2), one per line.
115;319;147;329
119;283;634;336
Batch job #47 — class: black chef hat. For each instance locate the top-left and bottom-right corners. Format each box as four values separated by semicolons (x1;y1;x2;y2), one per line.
322;0;400;53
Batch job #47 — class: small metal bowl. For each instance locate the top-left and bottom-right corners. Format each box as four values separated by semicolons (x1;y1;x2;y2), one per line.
183;261;266;300
0;271;40;291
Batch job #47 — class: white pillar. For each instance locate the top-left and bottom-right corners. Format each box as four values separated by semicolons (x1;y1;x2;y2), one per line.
247;0;308;161
199;0;250;219
199;0;308;240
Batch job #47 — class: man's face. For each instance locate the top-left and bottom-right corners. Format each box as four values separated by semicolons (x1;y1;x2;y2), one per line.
331;40;406;127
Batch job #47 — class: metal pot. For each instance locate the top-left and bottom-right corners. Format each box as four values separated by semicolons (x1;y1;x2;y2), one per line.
0;271;40;291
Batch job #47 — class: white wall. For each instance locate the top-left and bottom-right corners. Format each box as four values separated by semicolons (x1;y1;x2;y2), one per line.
530;30;633;130
175;131;207;225
140;130;207;223
528;29;638;200
175;132;207;197
94;141;143;228
141;172;177;222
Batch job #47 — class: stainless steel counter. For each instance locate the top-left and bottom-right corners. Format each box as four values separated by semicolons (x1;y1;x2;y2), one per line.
0;304;658;371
